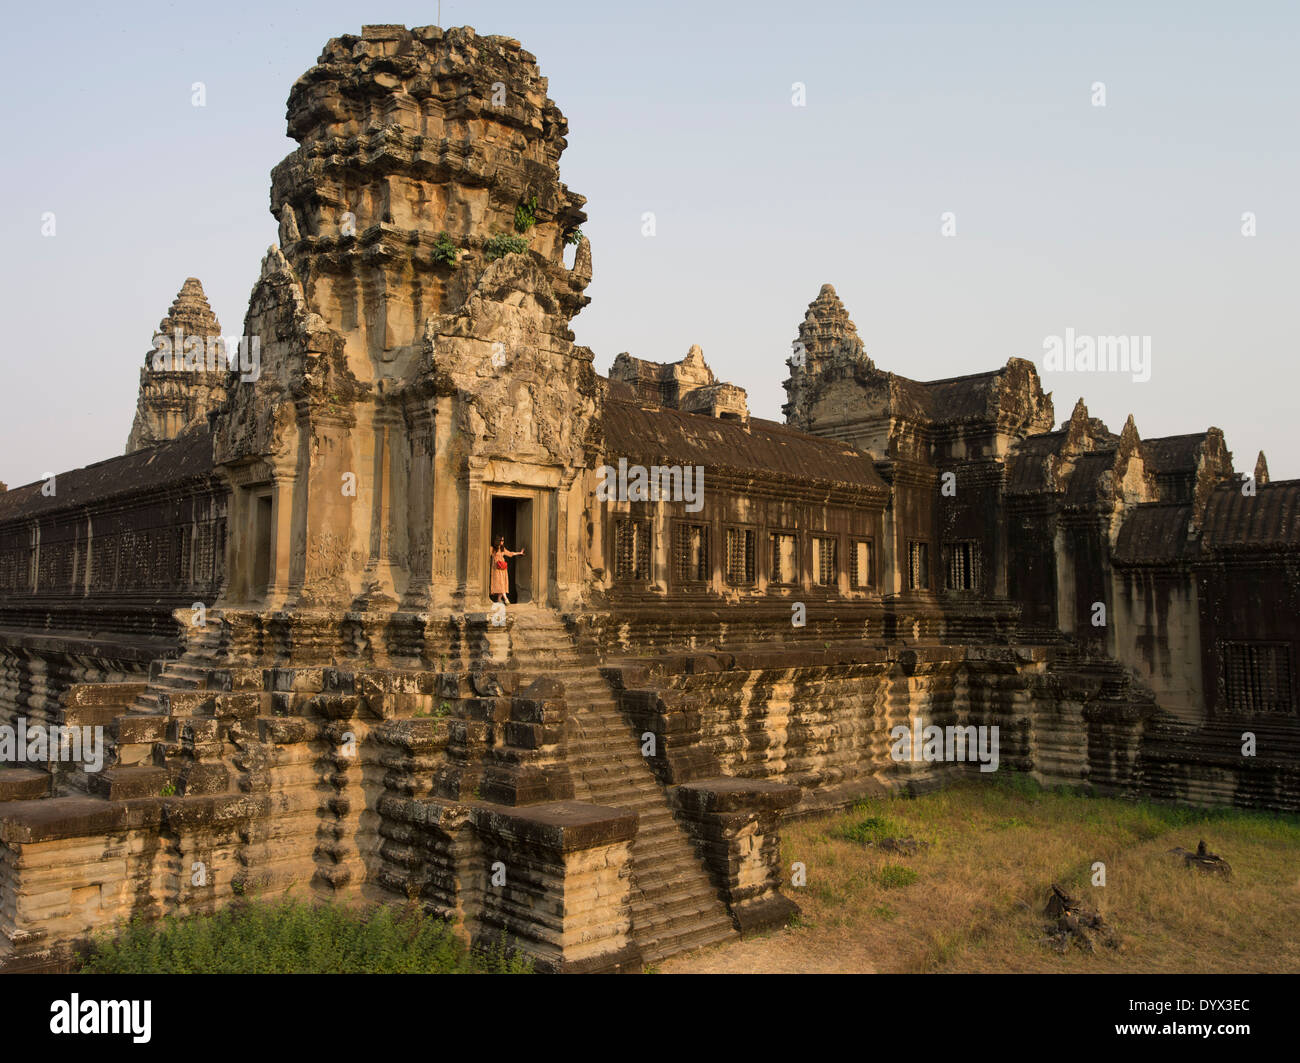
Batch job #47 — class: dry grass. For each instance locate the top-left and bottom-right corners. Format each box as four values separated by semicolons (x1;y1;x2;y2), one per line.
663;775;1300;974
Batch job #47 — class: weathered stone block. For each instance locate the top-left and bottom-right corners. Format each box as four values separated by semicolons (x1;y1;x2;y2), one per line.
114;715;167;744
0;769;51;802
464;697;509;722
471;800;640;973
160;691;215;716
511;697;566;725
257;718;318;744
671;777;801;934
438;673;472;699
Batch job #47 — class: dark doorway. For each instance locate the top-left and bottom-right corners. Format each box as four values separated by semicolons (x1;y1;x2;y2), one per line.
252;493;273;597
489;496;533;603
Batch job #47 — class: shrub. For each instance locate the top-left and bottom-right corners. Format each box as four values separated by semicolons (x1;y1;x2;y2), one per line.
485;232;529;261
432;231;458;266
563;227;584;246
514;195;539;233
76;898;533;974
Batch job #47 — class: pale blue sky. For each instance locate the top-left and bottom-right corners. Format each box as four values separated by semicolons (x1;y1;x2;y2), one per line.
2;0;1296;486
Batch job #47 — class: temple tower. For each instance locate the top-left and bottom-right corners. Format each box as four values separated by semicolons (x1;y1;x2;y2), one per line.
212;25;599;614
782;283;875;435
125;278;229;453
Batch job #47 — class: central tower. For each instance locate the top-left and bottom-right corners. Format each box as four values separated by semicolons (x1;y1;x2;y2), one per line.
213;25;600;616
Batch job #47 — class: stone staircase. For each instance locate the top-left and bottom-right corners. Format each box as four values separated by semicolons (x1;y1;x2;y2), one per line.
92;610;241;802
129;613;227;715
506;608;740;964
3;604;747;967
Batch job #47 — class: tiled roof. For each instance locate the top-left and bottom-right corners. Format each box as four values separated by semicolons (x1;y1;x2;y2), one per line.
0;429;216;524
1201;480;1300;550
1113;503;1198;564
602;398;887;493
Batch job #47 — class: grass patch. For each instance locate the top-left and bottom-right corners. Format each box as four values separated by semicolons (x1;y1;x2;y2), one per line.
77;898;533;974
774;780;1300;973
875;864;919;889
831;811;906;845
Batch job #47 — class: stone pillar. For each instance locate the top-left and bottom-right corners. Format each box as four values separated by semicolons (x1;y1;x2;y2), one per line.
295;407;359;606
266;469;296;609
403;401;438;610
430;395;465;609
464;460;487;609
358;407;402;606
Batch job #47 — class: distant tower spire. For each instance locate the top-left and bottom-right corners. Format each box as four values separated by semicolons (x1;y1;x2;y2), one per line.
782;283;874;430
1254;450;1270;485
125;278;229;453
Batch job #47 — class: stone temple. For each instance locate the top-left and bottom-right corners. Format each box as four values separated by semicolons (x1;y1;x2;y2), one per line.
0;25;1295;973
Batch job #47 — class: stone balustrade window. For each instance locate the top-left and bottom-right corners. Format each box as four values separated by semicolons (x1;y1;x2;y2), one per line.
725;526;756;586
813;535;837;587
0;546;31;592
1222;642;1294;715
850;538;875;590
676;522;709;583
908;540;930;590
770;532;797;585
615;518;651;582
944;540;980;592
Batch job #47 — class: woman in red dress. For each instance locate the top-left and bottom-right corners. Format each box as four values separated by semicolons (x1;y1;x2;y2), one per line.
490;536;524;605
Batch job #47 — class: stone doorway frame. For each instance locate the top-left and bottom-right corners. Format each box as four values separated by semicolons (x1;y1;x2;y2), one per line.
219;460;293;607
488;494;534;604
483;486;544;606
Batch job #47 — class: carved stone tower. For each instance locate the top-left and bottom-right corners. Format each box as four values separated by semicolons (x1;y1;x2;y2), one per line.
212;25;599;616
782;283;875;435
125;278;229;453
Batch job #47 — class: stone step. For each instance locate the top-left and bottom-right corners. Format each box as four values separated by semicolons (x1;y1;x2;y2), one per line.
113;714;170;745
90;766;170;801
567;744;643;764
577;780;662;804
566;728;631;744
512;616;738;961
572;766;656;790
633;853;719;891
572;791;654;812
0;767;52;801
61;704;128;730
631;877;725;917
158;690;217;716
632;840;713;875
639;916;739;964
63;683;149;710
